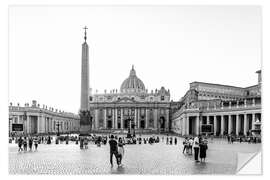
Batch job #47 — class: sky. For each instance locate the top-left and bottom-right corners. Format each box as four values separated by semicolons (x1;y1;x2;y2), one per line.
9;5;262;114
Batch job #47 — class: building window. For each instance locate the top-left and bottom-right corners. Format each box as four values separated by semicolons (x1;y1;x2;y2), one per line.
161;96;165;101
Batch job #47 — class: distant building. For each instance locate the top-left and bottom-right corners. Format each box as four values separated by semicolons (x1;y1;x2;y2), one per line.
171;71;261;136
9;100;80;136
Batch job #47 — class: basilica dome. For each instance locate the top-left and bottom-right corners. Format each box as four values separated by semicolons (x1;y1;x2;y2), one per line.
120;65;145;93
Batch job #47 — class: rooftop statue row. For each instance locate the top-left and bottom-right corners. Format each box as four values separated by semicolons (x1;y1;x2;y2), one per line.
9;100;77;116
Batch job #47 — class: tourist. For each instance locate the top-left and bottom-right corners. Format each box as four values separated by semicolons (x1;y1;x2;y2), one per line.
239;137;243;143
174;137;177;145
23;137;28;151
182;137;188;153
166;136;169;144
199;139;208;162
28;137;33;151
188;137;194;155
79;137;84;149
138;136;142;144
34;137;39;151
193;136;200;162
227;135;231;144
84;137;88;149
231;136;234;144
109;135;118;167
170;137;173;145
117;137;125;166
18;137;23;152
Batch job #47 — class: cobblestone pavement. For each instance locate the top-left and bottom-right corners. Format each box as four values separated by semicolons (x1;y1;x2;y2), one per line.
9;136;261;175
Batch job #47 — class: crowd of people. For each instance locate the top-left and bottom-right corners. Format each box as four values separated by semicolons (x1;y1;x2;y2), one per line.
14;136;42;152
182;136;208;163
226;134;260;144
10;132;260;167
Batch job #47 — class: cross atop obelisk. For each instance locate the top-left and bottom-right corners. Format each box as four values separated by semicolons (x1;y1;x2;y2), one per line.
83;26;88;42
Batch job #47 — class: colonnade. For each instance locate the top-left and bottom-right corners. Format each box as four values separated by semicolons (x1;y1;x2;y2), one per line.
9;114;80;135
94;107;170;131
183;112;261;136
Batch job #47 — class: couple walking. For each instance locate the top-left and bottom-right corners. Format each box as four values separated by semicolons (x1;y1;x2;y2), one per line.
109;135;125;167
193;136;208;163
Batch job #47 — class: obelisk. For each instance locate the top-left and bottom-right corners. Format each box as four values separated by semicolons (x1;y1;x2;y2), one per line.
79;26;91;135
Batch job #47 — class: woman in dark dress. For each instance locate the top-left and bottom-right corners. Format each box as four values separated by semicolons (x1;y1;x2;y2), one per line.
199;140;208;162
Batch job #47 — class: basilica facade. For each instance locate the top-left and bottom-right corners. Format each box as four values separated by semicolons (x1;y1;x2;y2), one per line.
89;66;171;133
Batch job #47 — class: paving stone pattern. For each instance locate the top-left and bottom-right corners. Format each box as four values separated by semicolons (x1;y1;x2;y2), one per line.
9;136;261;175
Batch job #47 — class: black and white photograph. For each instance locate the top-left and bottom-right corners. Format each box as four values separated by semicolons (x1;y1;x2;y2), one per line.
5;4;264;176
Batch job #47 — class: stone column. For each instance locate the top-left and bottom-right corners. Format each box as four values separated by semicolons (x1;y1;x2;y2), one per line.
182;117;186;135
153;109;158;129
135;108;137;129
221;115;224;135
104;108;107;129
115;108;118;129
146;109;150;129
51;118;53;133
252;113;256;130
206;116;210;124
120;108;124;129
37;116;42;134
166;109;170;131
236;114;240;135
44;117;47;134
244;114;248;135
26;116;31;134
196;116;200;135
186;116;189;135
138;108;140;129
228;115;232;134
95;109;99;130
213;116;217;135
252;98;256;106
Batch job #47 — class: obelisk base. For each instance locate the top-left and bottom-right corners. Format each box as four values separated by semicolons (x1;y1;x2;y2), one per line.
79;110;91;136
